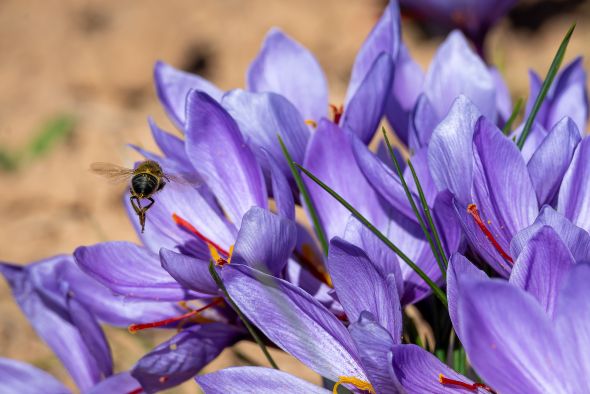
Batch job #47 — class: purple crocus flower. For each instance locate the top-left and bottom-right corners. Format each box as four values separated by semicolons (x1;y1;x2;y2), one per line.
448;250;590;393
0;358;141;394
195;238;487;393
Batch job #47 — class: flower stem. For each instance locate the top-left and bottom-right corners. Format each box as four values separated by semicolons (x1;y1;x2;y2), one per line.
501;98;523;135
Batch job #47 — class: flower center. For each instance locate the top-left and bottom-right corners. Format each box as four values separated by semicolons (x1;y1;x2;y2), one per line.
127;299;223;333
439;374;497;393
466;204;513;266
330;104;344;124
332;376;375;394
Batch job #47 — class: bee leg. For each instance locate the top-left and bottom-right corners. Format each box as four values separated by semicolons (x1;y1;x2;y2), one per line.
130;195;146;233
144;197;156;211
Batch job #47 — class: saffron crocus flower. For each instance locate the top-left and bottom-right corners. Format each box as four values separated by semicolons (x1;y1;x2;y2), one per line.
0;358;142;394
448;252;590;393
196;238;485;393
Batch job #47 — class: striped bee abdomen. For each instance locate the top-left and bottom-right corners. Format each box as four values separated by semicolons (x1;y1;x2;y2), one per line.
131;173;159;198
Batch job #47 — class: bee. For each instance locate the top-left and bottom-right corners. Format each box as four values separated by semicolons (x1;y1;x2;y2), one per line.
91;160;183;233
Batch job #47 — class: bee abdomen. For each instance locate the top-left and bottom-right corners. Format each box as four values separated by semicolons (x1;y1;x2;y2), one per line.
131;173;159;198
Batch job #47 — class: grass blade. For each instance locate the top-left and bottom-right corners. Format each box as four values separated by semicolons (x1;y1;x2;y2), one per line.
516;23;576;149
209;261;279;369
296;163;448;307
501;98;523;135
278;135;329;256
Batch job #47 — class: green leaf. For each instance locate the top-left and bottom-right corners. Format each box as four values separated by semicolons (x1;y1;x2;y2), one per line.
296;163;448;307
517;23;576;149
25;115;76;159
278;135;329;256
501;98;523;135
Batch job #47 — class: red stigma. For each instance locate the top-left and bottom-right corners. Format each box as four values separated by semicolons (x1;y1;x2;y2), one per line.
128;299;222;333
466;204;513;266
330;104;344;124
127;388;143;394
172;213;229;256
439;374;497;394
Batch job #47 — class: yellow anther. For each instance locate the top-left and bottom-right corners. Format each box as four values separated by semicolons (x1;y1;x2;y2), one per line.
305;119;318;128
207;243;221;262
332;376;375;394
228;244;234;263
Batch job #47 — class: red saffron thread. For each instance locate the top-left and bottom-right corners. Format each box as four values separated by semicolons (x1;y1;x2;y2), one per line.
439;374;497;394
172;213;229;256
128;299;222;333
466;204;513;265
127;388;143;394
330;104;344;124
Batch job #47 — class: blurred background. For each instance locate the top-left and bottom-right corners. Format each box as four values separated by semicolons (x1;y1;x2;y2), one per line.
0;0;588;392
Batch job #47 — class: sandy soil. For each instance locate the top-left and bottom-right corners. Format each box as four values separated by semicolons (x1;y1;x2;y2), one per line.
0;0;588;392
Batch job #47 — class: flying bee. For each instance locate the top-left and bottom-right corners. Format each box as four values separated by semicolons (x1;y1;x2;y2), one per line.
91;160;185;233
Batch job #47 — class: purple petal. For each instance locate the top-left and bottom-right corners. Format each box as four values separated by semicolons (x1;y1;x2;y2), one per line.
342;53;394;143
262;149;295;220
154;61;223;129
517;121;548;163
222;89;310;178
427;95;481;202
554;263;590;391
132;323;243;392
148;118;190;167
303;119;387;240
509;226;574;318
390;344;478;394
87;372;142;394
558;137;590;231
247;28;328;123
403;147;437;206
432;190;463;257
546;57;588;132
348;312;404;394
185;91;267;224
408;94;438;150
160;249;218;295
0;358;70;394
457;280;565;393
327;238;402;339
232;207;297;275
527;117;581;205
424;31;496;122
74;242;197;301
196;367;330;394
490;67;512;123
222;264;366;382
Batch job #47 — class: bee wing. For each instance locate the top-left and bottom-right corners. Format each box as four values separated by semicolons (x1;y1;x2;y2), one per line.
163;172;204;187
90;162;134;184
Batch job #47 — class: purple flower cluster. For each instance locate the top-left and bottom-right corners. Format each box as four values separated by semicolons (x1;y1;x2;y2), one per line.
2;1;589;393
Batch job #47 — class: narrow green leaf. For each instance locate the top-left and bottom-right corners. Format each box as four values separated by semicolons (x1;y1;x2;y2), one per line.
517;23;576;149
208;261;279;369
296;163;448;307
501;98;523;135
278;135;329;256
382;129;446;279
25;115;76;159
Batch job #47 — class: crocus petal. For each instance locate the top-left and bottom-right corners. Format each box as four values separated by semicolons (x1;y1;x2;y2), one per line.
342;53;395;143
427;95;481;201
423;31;496;122
160;249;218;295
154;61;223;129
222;264;366;382
446;253;487;338
408;94;438;150
403;148;437;206
74;242;197;301
457;280;565;393
546;57;588;132
390;344;478;394
348;312;404;394
510;206;590;263
303;119;387;240
554;263;590;391
132;323;243;393
0;358;70;394
247;28;328;123
527;117;581;205
558;137;590;231
232;207;297;275
185;91;267;224
517;121;548;163
148;118;191;168
432;190;463;257
490;67;512;123
509;226;574;318
222;89;310;177
196;367;330;394
327;238;402;339
262;149;295;220
86;372;142;394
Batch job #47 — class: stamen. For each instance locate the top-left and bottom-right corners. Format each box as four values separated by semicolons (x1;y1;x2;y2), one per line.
172;213;229;257
293;246;333;287
128;299;222;333
333;376;375;394
330;104;344;124
466;204;513;265
305;119;318;128
439;374;497;394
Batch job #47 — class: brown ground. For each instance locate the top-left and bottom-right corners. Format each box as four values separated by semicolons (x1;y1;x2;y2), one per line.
0;0;588;392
